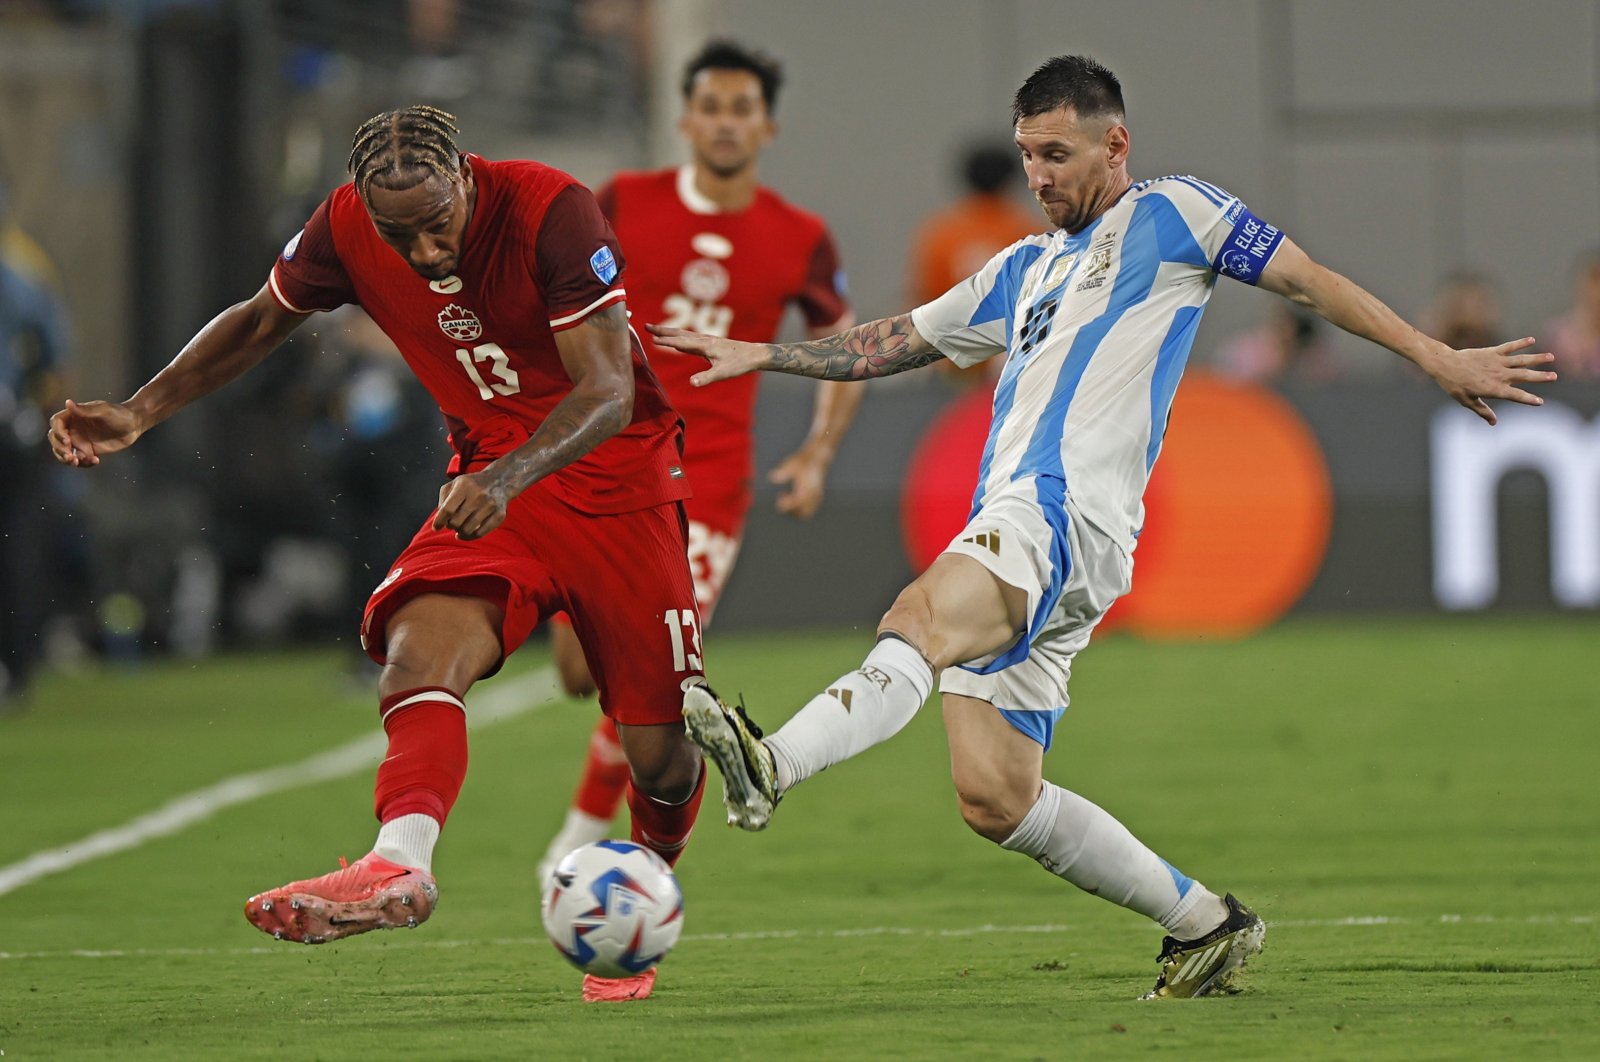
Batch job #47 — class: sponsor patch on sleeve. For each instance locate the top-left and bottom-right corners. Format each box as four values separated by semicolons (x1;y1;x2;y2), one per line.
833;268;849;296
1213;203;1285;285
590;245;619;285
282;230;303;261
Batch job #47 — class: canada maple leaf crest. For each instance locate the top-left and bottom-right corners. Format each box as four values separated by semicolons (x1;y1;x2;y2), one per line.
437;303;483;342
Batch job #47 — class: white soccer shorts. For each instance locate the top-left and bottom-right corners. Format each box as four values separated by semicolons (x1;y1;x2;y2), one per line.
938;477;1131;746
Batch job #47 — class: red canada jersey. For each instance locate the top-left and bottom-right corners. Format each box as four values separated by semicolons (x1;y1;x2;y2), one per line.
597;166;849;495
269;154;689;515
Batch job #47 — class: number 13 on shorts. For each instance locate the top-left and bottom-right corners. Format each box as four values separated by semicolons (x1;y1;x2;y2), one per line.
663;607;703;672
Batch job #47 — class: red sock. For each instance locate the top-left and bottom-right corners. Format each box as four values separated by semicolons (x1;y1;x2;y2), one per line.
373;686;468;824
572;715;630;820
627;764;705;868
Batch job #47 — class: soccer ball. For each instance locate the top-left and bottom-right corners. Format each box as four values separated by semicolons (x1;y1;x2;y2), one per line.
541;840;684;978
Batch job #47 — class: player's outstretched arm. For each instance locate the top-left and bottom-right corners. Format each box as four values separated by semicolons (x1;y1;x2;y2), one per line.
769;315;867;519
649;313;945;387
1257;238;1557;425
48;284;307;467
435;303;635;540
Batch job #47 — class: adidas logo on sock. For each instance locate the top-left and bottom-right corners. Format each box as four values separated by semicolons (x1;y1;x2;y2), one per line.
858;666;891;691
827;687;853;710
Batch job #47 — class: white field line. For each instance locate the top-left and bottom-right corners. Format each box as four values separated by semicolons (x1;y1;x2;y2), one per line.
0;914;1593;962
0;666;563;900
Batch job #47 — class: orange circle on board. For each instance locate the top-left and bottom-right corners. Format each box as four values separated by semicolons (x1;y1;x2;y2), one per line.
899;369;1333;639
900;385;994;571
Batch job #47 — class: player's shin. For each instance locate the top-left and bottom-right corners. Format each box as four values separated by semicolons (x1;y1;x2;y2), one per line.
626;763;706;867
765;635;935;792
574;715;631;820
1000;782;1227;940
371;686;469;872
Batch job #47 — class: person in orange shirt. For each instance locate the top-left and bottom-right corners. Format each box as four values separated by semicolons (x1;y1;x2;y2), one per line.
911;142;1040;304
909;144;1039;385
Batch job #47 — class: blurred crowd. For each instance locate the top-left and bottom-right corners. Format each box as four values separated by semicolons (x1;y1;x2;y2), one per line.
3;171;446;704
4;1;1600;708
1212;259;1600;387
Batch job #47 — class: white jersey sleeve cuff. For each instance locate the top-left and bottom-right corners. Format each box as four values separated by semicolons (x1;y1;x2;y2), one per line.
550;287;626;331
268;266;315;315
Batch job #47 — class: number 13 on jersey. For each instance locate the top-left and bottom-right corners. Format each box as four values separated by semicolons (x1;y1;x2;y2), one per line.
664;607;703;672
455;342;522;399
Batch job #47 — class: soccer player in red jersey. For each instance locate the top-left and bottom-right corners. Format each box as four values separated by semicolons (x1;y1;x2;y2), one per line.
48;107;705;1002
536;40;861;880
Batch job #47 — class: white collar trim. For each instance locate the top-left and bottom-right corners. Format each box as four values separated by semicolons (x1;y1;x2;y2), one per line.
676;164;721;215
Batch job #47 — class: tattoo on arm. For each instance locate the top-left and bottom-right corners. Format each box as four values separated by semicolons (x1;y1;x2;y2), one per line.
763;314;944;380
485;303;632;492
492;389;625;491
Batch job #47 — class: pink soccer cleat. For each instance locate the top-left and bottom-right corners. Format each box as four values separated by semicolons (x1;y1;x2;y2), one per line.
244;853;438;944
581;968;658;1002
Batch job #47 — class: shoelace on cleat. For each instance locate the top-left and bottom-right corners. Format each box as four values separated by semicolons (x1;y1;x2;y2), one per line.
732;694;764;739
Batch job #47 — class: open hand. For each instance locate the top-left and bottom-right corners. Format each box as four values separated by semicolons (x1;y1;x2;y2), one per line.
1423;337;1556;426
647;324;768;387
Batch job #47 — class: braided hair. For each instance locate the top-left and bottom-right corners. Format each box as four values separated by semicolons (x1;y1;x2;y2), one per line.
348;105;462;201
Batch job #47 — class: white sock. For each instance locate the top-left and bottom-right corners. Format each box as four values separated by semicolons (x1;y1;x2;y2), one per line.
766;636;935;793
373;812;441;873
1000;782;1227;939
538;808;612;880
552;807;611;846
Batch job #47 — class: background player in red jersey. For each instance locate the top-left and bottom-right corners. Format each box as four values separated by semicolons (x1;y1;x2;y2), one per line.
537;40;861;881
48;107;705;1002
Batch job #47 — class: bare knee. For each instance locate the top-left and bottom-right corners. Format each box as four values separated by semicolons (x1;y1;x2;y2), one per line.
617;722;702;803
954;783;1031;844
551;624;596;698
379;593;504;699
879;556;1025;671
556;660;597;699
944;692;1044;844
879;585;939;663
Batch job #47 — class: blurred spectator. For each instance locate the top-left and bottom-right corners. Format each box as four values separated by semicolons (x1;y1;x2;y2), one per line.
1424;270;1504;353
1543;249;1600;377
317;307;446;664
1215;302;1339;384
910;141;1040;305
399;0;474;100
532;0;652;133
909;142;1039;388
0;181;71;706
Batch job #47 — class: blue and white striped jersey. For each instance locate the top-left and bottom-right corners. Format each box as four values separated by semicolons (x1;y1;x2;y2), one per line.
909;175;1286;548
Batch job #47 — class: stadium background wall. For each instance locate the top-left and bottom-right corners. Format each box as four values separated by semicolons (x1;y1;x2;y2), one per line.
4;0;1599;655
716;376;1600;631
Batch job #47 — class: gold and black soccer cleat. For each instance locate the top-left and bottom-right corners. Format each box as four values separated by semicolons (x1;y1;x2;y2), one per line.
1141;893;1265;999
681;684;779;831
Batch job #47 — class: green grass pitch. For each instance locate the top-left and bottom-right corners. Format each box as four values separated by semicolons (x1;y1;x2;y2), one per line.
2;617;1597;1059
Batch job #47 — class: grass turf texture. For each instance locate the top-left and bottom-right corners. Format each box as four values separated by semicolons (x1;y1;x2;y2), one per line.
2;617;1597;1060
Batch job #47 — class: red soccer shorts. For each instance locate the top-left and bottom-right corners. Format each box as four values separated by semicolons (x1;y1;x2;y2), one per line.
361;482;704;726
681;480;749;624
549;476;749;630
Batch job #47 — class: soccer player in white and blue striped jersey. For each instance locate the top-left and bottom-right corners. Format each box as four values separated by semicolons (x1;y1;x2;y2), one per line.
655;55;1555;998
